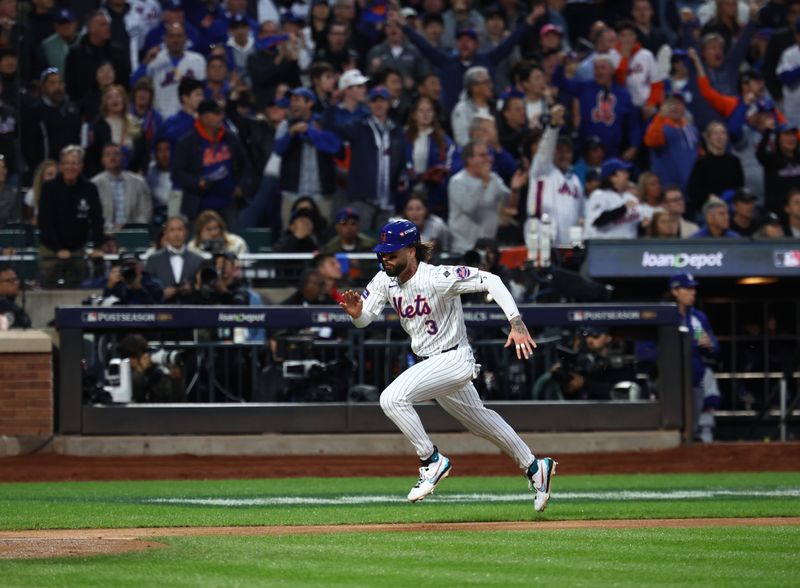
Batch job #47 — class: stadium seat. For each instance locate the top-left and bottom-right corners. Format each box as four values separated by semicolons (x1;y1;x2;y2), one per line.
241;228;273;252
0;229;28;249
114;228;152;251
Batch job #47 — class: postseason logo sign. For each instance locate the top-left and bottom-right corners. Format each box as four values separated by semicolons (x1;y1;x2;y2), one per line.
82;311;157;323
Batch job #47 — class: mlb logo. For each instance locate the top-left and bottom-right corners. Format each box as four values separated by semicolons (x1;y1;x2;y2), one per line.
569;311;585;321
84;312;98;322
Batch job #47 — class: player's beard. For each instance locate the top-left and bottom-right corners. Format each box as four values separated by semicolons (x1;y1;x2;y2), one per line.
383;259;406;277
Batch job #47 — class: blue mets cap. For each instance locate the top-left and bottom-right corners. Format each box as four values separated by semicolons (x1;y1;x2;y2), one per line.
455;28;479;41
368;86;390;101
600;158;632;179
56;8;77;22
289;86;316;101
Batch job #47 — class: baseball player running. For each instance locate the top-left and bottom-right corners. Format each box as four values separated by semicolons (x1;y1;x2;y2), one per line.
339;219;556;511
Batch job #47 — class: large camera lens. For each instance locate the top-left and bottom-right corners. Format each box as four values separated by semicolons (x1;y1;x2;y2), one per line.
200;267;218;285
121;266;137;283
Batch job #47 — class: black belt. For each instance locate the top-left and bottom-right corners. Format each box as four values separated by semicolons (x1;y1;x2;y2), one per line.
415;345;458;362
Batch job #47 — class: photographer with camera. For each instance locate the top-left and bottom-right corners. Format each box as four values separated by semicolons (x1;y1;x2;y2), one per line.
534;327;637;401
117;334;184;403
102;251;164;305
184;252;251;306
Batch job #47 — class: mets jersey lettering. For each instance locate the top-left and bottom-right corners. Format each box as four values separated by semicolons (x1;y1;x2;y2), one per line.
360;262;487;357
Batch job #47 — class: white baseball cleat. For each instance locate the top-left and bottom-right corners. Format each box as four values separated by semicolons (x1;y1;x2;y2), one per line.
407;453;452;502
528;457;557;512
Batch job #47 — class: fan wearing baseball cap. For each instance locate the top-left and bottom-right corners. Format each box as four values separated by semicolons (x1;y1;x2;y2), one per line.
170;98;252;224
583;159;641;240
329;69;371;125
273;86;343;225
667;272;720;442
39;10;80;75
322;207;377;254
324;82;408;231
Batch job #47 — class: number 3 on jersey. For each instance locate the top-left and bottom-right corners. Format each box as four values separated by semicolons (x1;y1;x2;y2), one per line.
425;320;438;335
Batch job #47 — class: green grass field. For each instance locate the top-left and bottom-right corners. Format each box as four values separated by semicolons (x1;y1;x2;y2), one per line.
2;472;799;587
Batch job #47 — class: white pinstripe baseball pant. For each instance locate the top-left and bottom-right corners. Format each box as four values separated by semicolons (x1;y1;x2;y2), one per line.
379;347;536;470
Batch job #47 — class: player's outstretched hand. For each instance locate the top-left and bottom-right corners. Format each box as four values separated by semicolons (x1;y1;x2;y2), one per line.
339;289;363;319
504;316;537;360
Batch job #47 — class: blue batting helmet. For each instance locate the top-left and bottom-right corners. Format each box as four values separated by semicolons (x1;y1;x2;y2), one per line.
373;219;420;254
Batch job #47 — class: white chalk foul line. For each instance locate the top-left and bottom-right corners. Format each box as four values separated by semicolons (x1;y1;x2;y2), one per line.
145;488;800;507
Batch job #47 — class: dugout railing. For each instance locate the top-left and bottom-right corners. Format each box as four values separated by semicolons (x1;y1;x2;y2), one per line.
54;303;693;440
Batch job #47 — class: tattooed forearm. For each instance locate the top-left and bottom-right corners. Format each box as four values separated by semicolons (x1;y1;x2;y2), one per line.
510;316;528;336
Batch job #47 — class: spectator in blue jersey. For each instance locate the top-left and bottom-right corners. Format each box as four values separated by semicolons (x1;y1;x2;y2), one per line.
143;2;201;56
691;197;742;238
393;4;543;112
158;78;205;150
329;69;371;127
171;99;251;228
643;94;700;192
553;54;642;160
184;0;229;54
273;86;342;227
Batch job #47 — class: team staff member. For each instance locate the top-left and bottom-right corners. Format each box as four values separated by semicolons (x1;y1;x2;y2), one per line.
339;219;556;511
37;145;105;287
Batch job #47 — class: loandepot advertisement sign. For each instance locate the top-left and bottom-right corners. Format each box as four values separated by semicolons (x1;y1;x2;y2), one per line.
586;239;800;278
641;251;725;270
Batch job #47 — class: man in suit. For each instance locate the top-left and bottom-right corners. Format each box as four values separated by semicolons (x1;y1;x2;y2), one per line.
91;143;153;232
145;215;203;303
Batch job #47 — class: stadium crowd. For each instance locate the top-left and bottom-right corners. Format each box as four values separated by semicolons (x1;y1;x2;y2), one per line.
0;0;798;294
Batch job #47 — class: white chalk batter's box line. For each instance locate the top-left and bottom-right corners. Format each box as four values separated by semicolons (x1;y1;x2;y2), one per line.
145;488;800;507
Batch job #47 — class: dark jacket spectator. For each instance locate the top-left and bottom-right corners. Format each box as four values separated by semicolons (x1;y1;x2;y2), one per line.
272;208;320;253
329;87;408;216
757;123;800;214
686;121;745;216
37;153;104;253
22;70;81;183
64;12;131;103
171;101;252;221
247;36;302;110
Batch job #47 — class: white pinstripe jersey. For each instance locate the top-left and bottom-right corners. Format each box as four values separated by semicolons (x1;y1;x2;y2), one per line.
360;262;486;357
145;49;207;118
527;126;585;245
